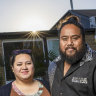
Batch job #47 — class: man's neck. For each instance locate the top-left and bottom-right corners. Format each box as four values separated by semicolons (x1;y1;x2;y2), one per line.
64;62;71;76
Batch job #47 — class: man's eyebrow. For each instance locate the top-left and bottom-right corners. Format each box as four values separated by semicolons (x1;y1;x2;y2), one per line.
60;35;80;37
72;35;81;37
61;36;67;37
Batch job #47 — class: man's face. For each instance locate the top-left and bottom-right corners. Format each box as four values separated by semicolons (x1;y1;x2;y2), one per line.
59;24;85;64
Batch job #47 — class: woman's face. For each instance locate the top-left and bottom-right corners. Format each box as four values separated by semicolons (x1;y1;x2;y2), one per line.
12;54;34;81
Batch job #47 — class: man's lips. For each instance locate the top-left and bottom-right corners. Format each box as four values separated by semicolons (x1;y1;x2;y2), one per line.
65;47;76;51
65;47;76;53
67;48;74;51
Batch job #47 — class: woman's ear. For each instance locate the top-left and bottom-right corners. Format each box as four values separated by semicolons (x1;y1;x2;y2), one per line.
11;66;14;73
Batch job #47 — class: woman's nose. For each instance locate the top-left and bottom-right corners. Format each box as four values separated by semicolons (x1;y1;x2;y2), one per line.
22;64;27;69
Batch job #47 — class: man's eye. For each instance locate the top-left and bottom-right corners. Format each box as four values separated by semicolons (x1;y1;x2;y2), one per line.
72;37;79;40
62;38;68;41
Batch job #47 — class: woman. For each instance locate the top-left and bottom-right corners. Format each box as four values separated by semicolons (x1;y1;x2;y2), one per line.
0;49;50;96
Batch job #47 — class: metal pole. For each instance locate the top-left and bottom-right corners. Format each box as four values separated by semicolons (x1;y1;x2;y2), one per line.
70;0;73;10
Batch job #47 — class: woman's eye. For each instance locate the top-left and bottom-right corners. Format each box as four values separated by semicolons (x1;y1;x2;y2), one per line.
27;62;31;64
17;64;22;66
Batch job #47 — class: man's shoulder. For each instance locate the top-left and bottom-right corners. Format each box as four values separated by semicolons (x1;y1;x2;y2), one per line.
92;50;96;60
53;55;61;63
48;56;61;88
88;50;96;68
48;55;61;71
93;50;96;54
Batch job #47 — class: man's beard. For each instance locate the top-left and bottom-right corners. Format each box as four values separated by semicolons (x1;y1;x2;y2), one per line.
59;44;86;65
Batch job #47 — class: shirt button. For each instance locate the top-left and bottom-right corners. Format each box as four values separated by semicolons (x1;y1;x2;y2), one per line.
60;92;63;96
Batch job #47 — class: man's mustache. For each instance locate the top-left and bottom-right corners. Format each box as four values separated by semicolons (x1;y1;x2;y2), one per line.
65;47;76;50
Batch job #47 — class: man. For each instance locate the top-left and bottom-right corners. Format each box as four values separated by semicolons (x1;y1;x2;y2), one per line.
48;15;96;96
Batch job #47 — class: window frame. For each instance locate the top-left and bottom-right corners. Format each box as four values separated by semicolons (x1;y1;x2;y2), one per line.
2;39;45;84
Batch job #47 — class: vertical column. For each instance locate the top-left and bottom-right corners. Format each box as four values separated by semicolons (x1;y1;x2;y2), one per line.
43;37;49;67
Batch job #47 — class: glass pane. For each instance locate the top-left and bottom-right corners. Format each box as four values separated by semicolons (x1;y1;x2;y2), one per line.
47;39;59;62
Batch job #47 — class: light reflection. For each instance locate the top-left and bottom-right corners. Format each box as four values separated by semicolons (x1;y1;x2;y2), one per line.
23;31;49;48
23;31;50;40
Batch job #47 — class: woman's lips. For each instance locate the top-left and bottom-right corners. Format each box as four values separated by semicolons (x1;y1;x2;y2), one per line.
21;71;29;75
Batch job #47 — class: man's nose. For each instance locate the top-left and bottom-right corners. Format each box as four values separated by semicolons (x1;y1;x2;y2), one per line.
67;38;73;46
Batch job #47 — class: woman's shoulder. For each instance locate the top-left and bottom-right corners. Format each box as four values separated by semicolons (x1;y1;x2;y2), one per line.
0;82;12;89
36;79;50;92
0;82;12;95
37;79;51;96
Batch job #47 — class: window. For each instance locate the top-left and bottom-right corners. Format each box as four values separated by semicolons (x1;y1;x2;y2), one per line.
47;38;59;62
3;39;47;83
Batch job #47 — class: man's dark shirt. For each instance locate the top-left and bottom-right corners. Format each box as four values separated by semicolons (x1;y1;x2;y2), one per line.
51;50;96;96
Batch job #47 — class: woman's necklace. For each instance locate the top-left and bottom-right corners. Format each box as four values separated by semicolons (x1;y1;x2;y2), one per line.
12;81;44;96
